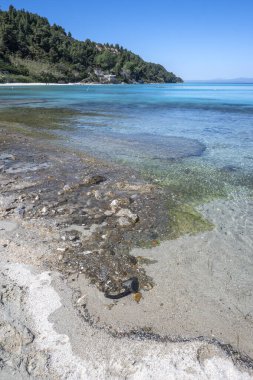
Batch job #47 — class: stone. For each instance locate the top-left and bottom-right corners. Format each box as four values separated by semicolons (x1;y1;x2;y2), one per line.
130;194;138;201
82;175;106;186
77;295;87;306
81;251;93;255
110;199;120;211
16;206;26;218
0;195;17;212
133;292;142;303
57;207;65;213
110;198;130;211
104;210;114;216
94;190;102;199
63;184;72;192
0;153;15;161
118;217;131;227
57;247;66;252
68;234;79;241
116;208;139;223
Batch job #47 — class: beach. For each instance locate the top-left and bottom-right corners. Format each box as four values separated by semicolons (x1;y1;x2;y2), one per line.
0;0;252;376
0;127;253;379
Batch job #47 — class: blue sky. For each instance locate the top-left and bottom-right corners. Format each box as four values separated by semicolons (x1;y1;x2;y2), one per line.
1;0;253;80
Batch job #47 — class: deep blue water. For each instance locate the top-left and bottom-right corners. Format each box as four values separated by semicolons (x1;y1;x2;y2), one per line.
1;83;253;175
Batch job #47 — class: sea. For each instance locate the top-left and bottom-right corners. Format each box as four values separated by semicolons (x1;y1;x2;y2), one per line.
1;82;253;366
0;83;253;203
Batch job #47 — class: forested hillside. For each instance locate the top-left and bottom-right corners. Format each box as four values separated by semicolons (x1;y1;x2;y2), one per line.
0;5;183;84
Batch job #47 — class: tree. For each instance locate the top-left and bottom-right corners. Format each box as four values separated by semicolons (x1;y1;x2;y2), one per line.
0;6;183;83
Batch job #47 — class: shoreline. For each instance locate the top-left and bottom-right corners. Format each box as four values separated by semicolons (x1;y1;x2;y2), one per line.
0;82;82;86
0;82;181;87
0;129;253;378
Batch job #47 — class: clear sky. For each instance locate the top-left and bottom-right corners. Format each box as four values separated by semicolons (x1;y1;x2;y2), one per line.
1;0;253;80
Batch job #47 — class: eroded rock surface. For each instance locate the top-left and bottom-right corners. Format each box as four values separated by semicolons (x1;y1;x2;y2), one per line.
0;130;168;294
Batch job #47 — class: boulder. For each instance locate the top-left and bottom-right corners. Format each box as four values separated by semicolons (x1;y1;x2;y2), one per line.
116;208;139;226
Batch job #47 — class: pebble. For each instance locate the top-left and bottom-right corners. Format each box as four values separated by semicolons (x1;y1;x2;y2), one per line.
104;210;114;216
68;235;79;241
110;199;119;211
77;295;87;306
82;175;106;186
63;184;72;192
133;292;142;303
0;154;15;161
16;206;26;218
82;251;93;255
57;247;66;252
94;190;102;200
118;217;132;227
116;208;139;223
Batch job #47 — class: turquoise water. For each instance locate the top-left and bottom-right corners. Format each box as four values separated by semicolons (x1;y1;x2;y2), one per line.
1;83;253;200
1;83;253;169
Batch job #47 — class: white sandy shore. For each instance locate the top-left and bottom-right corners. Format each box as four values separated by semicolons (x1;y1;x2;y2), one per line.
0;195;253;378
1;261;251;380
0;82;113;86
0;138;252;378
0;82;80;86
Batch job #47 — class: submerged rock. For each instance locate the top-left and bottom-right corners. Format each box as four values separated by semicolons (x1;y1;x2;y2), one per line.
116;208;139;224
118;216;132;227
0;131;168;296
5;162;49;174
0;153;15;161
63;184;72;192
40;206;48;215
110;197;130;212
82;175;106;186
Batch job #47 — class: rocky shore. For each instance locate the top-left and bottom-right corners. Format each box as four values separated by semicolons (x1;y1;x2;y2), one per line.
0;129;171;294
0;129;253;379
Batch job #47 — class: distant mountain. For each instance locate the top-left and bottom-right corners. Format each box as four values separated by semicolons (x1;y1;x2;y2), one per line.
0;6;182;84
187;78;253;84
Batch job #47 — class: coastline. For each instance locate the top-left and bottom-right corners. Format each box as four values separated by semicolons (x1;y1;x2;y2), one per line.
0;128;253;378
0;82;82;86
0;82;181;87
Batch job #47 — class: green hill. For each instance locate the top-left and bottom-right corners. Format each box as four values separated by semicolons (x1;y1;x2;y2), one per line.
0;5;183;84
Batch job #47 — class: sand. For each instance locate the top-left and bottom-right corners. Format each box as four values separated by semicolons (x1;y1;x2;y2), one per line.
0;132;253;378
80;197;253;356
0;198;253;379
0;83;79;86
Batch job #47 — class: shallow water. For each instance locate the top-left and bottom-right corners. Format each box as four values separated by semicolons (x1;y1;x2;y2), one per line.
1;85;253;363
0;83;253;204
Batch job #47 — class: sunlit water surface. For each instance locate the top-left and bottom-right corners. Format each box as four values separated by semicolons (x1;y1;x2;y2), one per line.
1;83;253;204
